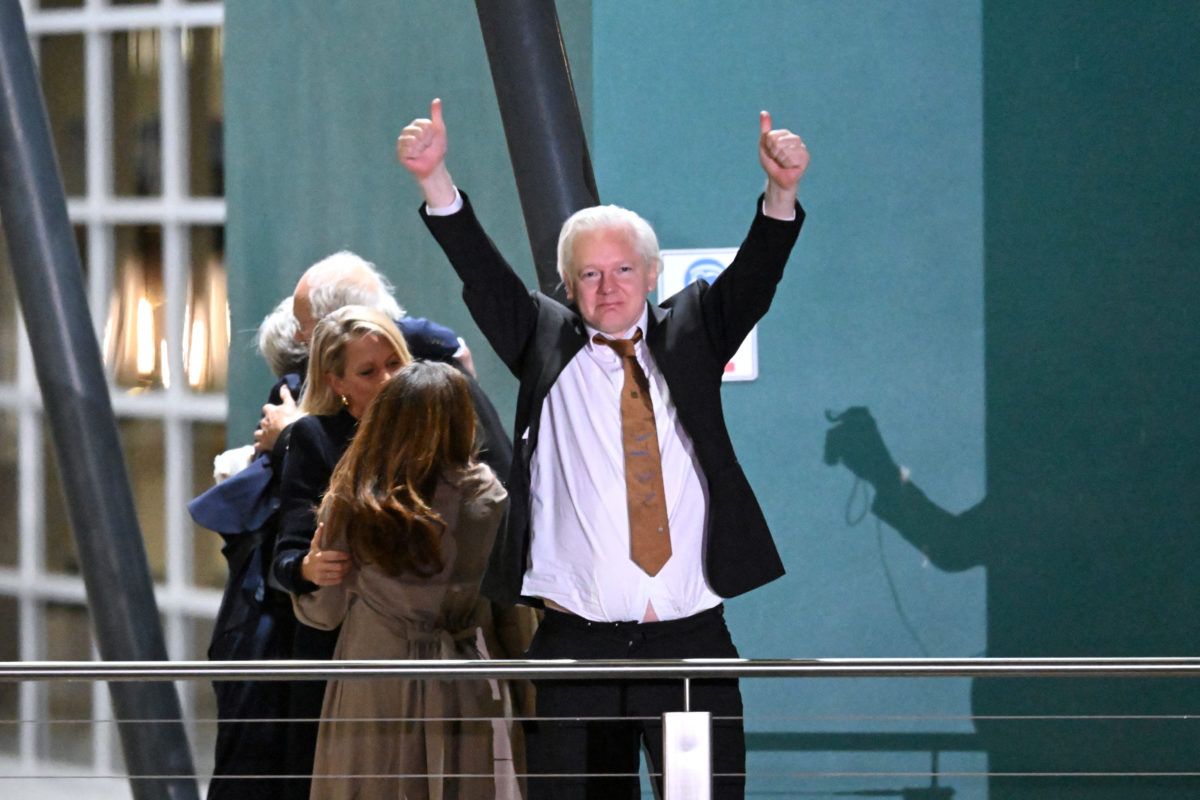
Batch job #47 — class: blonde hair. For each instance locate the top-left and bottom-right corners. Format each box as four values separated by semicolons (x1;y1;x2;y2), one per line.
300;305;411;415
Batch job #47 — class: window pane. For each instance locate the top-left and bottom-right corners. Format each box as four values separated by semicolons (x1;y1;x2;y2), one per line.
44;420;81;576
0;411;17;568
38;34;86;197
37;0;83;8
46;416;167;582
110;0;158;9
186;27;224;196
0;595;17;755
118;418;166;583
0;223;15;383
42;602;93;765
192;421;228;590
186;226;228;393
105;225;166;391
113;30;161;197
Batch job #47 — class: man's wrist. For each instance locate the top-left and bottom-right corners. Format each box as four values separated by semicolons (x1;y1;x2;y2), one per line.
425;186;463;216
762;181;798;221
419;163;457;209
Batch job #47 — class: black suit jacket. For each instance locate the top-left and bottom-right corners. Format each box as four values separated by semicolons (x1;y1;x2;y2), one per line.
272;410;356;594
422;193;804;606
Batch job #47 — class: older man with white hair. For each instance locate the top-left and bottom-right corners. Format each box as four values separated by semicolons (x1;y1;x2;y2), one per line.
253;249;477;452
398;97;809;799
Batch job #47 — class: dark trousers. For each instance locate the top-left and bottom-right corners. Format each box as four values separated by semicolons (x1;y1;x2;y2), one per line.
523;604;744;799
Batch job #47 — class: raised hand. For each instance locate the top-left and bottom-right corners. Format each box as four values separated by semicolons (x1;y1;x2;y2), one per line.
300;523;351;587
758;110;809;191
254;383;300;454
396;98;448;179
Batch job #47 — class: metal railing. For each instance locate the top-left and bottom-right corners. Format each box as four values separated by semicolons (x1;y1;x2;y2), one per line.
3;657;1200;799
9;655;1200;681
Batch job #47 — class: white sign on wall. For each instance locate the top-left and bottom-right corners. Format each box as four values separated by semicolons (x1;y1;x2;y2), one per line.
658;247;758;381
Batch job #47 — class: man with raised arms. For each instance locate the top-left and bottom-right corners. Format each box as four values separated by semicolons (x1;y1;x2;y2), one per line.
397;98;809;799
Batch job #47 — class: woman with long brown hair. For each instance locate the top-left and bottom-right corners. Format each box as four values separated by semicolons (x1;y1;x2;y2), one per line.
295;361;521;800
270;305;411;800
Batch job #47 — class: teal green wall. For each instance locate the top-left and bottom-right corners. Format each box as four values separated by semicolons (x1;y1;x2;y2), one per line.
225;2;1199;797
589;2;987;795
226;2;987;796
225;0;593;440
974;3;1200;796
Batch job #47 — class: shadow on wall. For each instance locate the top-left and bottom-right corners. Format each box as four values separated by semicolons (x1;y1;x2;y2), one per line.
823;4;1200;796
827;404;1200;799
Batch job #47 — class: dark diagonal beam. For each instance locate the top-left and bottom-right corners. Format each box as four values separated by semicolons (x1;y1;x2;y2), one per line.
475;0;600;299
0;2;198;797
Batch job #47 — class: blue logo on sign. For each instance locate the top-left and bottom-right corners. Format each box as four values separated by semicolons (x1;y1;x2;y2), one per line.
685;258;725;287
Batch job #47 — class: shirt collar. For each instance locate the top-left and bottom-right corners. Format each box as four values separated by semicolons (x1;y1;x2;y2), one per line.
584;305;650;351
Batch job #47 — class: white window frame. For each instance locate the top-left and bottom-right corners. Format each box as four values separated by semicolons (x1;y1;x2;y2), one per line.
3;0;227;785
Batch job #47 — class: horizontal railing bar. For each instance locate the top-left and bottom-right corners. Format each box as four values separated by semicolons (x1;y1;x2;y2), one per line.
5;657;1200;681
5;770;1200;780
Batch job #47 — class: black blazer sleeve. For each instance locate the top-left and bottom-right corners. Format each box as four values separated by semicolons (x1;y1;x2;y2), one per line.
698;197;805;362
463;370;513;485
420;194;540;376
270;417;333;595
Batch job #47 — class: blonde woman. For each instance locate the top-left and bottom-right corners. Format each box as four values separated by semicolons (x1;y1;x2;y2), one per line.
270;305;411;800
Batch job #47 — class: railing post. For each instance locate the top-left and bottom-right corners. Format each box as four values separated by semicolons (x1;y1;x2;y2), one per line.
662;710;712;800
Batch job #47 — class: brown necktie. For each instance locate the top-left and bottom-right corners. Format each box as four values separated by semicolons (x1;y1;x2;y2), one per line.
594;331;672;576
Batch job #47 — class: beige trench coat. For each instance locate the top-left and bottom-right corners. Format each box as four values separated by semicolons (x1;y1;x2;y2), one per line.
295;463;525;800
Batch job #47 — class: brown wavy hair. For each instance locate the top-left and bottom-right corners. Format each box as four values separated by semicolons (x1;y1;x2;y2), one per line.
317;361;477;577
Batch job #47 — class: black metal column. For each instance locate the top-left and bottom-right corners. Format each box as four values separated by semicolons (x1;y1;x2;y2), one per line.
0;2;198;797
475;0;600;297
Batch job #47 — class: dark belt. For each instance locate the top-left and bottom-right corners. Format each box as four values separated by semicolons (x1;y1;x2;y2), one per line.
542;603;726;640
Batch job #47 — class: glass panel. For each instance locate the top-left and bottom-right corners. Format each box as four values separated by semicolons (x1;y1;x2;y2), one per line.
43;419;81;575
186;27;224;196
118;418;166;583
0;595;17;755
43;602;93;765
37;0;83;9
0;411;17;567
192;421;228;589
45;421;165;581
113;29;162;197
110;0;158;9
105;225;166;391
186;226;228;393
38;35;86;197
0;223;15;382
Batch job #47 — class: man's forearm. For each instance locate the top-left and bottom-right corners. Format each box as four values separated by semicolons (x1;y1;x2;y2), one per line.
418;163;456;208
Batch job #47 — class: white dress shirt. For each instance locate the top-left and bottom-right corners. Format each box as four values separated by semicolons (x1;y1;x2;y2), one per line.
427;191;721;622
521;309;721;622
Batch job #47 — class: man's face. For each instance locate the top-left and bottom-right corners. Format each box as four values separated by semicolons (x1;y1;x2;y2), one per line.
292;277;317;345
566;227;658;335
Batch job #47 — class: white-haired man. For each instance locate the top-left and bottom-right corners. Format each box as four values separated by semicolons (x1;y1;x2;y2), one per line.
398;98;809;799
254;249;474;453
